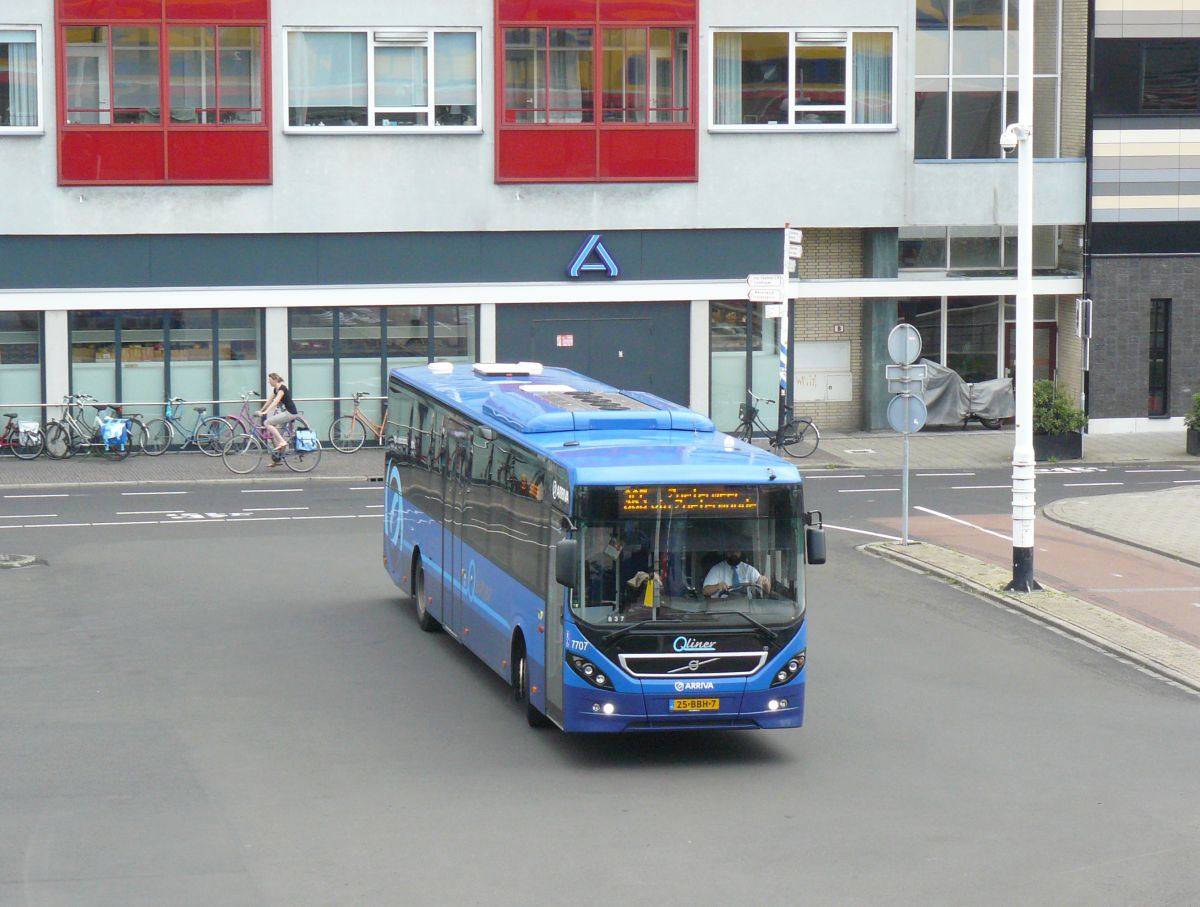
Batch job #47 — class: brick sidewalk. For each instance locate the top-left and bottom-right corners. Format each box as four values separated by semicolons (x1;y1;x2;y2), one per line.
1045;484;1200;569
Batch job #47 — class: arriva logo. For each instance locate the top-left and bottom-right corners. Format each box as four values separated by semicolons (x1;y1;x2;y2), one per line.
674;681;716;692
673;636;717;653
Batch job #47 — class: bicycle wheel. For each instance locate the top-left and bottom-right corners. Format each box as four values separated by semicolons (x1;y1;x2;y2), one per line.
125;417;149;455
284;418;321;473
328;415;366;452
223;432;265;474
783;419;820;458
196;416;235;456
8;425;45;460
140;418;173;455
100;431;131;462
43;422;72;459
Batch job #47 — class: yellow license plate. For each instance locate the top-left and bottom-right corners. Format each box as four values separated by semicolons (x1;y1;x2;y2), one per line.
670;698;720;712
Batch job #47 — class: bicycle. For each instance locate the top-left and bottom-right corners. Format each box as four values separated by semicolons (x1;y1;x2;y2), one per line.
328;391;389;452
222;414;321;474
139;397;235;457
0;412;45;460
733;390;820;458
215;390;266;444
43;394;135;461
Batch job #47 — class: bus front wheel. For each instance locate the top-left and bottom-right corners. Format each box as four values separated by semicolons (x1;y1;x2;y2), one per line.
412;557;440;633
513;637;551;729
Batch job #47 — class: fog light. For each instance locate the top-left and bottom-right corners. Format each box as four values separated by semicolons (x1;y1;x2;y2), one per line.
767;699;780;711
602;703;615;715
583;663;594;676
779;699;788;708
592;703;601;713
595;674;606;686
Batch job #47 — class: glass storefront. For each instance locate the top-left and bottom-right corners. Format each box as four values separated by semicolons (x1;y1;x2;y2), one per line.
0;311;42;421
69;309;262;417
289;304;477;433
709;300;781;432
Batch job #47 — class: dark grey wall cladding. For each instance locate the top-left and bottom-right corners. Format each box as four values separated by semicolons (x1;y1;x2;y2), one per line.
1089;257;1200;419
0;230;782;290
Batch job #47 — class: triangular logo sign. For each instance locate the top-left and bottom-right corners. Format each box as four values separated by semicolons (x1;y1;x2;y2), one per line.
568;234;619;278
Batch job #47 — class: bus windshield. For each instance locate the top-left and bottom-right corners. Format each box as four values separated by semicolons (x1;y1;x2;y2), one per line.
569;485;804;630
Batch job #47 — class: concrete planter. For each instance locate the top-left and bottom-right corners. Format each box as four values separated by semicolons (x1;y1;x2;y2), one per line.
1187;429;1200;456
1033;431;1083;461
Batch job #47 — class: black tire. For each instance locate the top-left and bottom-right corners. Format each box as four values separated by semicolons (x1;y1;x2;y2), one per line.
412;559;440;632
124;417;148;455
141;418;173;455
979;417;1003;430
43;422;72;460
8;425;44;460
222;432;264;474
197;416;234;456
514;642;551;728
282;417;321;472
783;419;820;458
329;415;366;452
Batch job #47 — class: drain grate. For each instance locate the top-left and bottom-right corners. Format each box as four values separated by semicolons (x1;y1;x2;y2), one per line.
0;554;41;569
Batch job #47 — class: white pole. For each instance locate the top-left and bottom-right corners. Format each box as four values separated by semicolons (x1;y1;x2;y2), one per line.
1008;0;1041;592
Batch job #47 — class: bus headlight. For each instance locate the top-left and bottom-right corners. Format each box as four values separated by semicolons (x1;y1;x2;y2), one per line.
568;654;614;690
769;650;806;688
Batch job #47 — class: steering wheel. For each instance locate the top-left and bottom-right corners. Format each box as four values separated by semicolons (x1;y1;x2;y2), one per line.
722;582;765;600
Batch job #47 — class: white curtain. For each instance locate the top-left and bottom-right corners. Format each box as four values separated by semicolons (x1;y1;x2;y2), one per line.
713;32;742;125
853;32;892;124
287;31;367;126
2;31;38;127
549;29;589;123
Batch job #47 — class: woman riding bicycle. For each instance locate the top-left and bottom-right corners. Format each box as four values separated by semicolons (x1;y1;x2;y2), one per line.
258;372;298;456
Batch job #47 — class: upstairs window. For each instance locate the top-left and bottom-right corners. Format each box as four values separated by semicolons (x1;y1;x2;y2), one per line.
56;1;270;185
285;29;480;130
711;29;894;129
496;1;697;183
1;27;41;131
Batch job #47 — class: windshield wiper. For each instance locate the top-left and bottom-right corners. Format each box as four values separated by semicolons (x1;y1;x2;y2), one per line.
604;620;657;645
702;610;779;642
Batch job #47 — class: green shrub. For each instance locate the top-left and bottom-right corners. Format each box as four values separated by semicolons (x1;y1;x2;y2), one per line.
1032;379;1087;435
1186;392;1200;432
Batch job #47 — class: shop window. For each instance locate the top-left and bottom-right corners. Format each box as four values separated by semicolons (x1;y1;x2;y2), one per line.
0;311;42;421
57;1;270;184
497;1;696;182
709;300;763;352
1;27;41;130
898;299;942;363
900;225;1061;272
1148;299;1170;416
946;297;1000;383
712;29;894;128
914;0;1060;159
285;28;480;130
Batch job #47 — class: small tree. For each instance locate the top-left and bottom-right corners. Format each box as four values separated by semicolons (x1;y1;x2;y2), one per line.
1032;379;1087;435
1185;392;1200;432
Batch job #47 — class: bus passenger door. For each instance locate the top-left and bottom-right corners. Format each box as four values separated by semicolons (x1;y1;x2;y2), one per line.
441;426;467;638
545;523;567;725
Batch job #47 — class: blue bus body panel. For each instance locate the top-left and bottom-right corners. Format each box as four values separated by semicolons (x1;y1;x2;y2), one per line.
385;364;807;732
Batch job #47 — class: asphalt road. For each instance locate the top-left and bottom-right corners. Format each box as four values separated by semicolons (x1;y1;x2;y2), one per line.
2;482;1199;906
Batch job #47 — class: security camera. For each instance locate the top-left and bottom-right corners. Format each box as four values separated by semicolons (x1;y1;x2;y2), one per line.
1000;123;1028;154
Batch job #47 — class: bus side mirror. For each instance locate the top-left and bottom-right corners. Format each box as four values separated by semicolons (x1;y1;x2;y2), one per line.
806;527;827;565
555;540;578;588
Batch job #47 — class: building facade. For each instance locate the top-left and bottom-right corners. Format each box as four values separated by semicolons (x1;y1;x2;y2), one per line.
1;0;1086;434
1090;0;1200;433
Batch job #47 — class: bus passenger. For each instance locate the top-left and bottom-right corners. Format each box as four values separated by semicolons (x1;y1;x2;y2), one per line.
702;549;770;598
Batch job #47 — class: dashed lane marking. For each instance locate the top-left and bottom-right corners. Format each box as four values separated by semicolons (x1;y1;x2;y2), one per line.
950;485;1010;490
121;490;188;496
837;488;899;494
117;510;186;515
917;472;975;477
803;474;866;480
1063;482;1124;487
913;505;1012;541
243;507;308;512
0;514;58;519
1125;468;1186;473
240;488;303;494
3;493;70;499
347;486;379;491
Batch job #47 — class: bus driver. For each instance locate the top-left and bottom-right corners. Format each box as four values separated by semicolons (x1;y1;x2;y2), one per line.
702;549;771;598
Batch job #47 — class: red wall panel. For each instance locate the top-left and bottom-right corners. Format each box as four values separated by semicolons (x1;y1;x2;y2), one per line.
60;130;165;182
166;130;270;182
58;0;163;20
497;1;596;22
598;0;695;22
165;0;269;21
497;130;597;181
599;129;695;180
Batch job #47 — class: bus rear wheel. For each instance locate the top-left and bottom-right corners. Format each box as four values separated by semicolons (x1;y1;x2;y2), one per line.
412;559;440;633
514;639;550;729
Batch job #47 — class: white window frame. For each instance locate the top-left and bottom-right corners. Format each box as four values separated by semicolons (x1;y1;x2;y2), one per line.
708;27;897;133
282;26;483;134
0;25;44;134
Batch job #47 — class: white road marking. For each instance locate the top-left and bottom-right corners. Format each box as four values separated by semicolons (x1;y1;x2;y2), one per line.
918;472;975;477
1064;482;1124;487
803;474;866;480
294;515;357;520
243;507;309;512
1125;468;1185;473
240;488;303;493
837;487;899;494
358;514;383;518
913;506;1011;541
347;486;380;491
117;509;186;515
92;520;158;526
0;513;57;519
3;493;69;498
120;490;188;496
224;516;293;522
17;523;91;529
950;485;1010;490
1174;479;1200;484
365;504;384;509
825;523;902;541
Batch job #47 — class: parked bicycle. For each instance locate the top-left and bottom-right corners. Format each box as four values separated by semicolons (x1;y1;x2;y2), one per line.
222;415;321;474
328;392;389;452
44;394;134;460
0;412;45;460
733;390;820;458
140;397;234;456
214;390;266;445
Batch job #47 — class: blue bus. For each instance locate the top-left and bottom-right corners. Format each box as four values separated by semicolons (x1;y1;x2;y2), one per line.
384;362;826;732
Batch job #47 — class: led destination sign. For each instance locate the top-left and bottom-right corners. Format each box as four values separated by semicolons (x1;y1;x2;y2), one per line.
619;486;760;516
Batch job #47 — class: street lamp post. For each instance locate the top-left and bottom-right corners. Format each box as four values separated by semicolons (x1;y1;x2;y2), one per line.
1005;0;1042;593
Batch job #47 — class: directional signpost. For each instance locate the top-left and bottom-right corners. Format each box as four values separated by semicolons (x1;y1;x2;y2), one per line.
746;227;804;447
886;323;927;545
